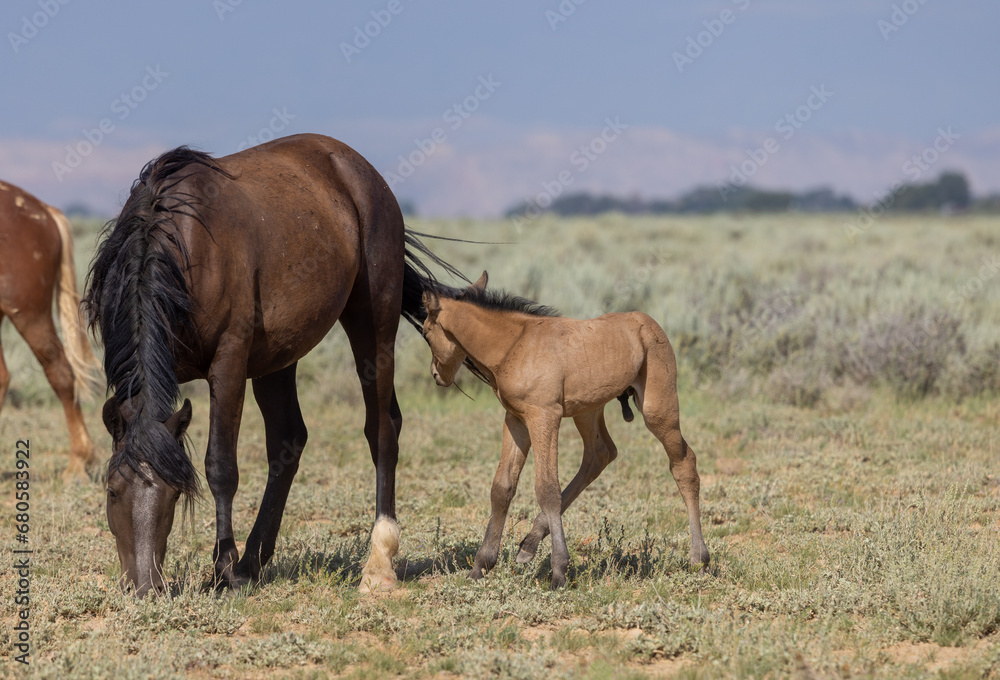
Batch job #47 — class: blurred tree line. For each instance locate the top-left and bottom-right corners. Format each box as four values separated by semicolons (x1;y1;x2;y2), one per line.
505;171;997;217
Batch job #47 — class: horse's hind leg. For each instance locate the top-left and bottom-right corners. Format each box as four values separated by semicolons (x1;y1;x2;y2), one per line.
11;310;95;479
0;315;9;411
341;273;403;593
636;361;709;570
471;413;531;580
237;362;308;581
516;410;617;564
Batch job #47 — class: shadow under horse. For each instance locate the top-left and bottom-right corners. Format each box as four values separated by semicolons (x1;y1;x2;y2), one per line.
0;181;101;479
84;134;453;596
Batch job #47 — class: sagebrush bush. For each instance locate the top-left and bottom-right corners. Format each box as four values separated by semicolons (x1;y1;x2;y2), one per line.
847;490;1000;646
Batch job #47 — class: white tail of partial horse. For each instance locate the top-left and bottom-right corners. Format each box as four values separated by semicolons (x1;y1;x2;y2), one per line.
48;206;102;404
359;516;400;593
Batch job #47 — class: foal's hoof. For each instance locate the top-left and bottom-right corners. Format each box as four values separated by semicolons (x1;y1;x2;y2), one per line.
549;573;566;590
515;549;535;565
358;572;397;594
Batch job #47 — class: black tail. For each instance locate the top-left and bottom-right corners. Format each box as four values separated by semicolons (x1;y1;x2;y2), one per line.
400;230;501;385
401;229;469;331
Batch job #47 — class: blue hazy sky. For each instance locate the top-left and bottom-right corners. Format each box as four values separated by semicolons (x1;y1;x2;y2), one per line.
2;0;998;215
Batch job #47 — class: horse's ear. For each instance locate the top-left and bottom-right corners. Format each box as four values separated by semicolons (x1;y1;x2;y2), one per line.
422;290;441;316
165;399;192;442
458;271;488;300
102;397;122;439
470;271;488;292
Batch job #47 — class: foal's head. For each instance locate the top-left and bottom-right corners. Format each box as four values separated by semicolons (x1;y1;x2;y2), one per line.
421;271;488;386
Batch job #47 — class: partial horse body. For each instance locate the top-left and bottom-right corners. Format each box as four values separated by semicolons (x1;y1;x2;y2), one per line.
421;272;709;589
0;180;101;478
84;134;444;596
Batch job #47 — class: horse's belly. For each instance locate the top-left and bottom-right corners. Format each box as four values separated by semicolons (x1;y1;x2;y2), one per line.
245;265;358;377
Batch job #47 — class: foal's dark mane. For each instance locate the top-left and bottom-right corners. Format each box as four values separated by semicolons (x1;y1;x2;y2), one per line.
428;285;559;387
84;146;234;495
445;286;561;318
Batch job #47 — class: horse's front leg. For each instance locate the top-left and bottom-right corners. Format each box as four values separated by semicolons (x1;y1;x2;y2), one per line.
237;362;307;581
471;413;531;580
204;343;249;588
517;409;618;564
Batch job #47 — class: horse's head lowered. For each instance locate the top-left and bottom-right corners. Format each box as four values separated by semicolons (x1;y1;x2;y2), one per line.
421;271;488;387
102;397;194;596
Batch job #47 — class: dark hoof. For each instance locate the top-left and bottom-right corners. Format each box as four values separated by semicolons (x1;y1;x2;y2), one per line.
468;568;485;581
549;574;566;590
515;549;535;565
215;574;252;591
690;546;711;573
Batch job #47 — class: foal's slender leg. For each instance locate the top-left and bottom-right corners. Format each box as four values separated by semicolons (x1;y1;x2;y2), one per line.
341;287;403;593
11;310;95;478
527;413;569;589
237;362;307;581
516;409;618;564
204;344;250;587
638;360;710;570
470;413;531;580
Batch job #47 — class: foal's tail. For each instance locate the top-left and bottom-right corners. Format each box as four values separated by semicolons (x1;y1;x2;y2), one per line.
48;206;102;404
401;229;469;331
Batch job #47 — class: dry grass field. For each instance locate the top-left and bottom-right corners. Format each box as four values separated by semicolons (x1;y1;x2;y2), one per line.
1;213;999;678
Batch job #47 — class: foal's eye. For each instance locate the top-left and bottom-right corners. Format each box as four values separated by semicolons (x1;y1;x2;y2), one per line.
107;488;117;502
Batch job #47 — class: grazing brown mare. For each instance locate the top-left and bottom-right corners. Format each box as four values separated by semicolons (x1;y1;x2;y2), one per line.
0;181;101;478
421;272;709;589
84;134;449;596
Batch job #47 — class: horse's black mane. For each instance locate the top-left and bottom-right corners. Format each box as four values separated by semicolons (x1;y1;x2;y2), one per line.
83;146;233;495
442;286;561;318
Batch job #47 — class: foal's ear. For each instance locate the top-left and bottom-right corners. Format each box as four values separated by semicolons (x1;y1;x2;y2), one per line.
422;290;441;316
102;397;123;439
164;399;193;442
470;271;488;292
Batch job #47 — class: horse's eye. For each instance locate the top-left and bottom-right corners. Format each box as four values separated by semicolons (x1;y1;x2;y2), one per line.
107;488;117;501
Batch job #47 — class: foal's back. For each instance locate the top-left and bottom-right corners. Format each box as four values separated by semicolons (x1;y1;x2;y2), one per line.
507;311;670;416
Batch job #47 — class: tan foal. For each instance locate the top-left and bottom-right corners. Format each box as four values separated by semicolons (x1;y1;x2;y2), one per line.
421;272;709;589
